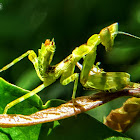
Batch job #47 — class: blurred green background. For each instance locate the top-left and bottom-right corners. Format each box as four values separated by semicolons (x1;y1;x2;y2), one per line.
0;0;140;139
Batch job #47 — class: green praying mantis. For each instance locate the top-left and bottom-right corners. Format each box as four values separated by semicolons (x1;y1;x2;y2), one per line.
0;23;140;114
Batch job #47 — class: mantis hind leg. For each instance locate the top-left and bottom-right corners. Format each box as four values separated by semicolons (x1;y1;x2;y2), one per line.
3;84;45;114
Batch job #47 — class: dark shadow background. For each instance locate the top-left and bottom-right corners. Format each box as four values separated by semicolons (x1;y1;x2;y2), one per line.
0;0;140;139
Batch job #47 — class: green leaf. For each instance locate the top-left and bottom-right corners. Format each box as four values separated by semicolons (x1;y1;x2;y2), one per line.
0;77;43;114
0;77;42;139
0;131;10;140
105;136;132;140
45;113;130;140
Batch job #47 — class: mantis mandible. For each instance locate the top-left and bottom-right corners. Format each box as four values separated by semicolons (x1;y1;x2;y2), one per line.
0;23;139;114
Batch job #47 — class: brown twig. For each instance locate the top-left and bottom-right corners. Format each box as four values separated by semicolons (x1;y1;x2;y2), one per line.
0;87;140;128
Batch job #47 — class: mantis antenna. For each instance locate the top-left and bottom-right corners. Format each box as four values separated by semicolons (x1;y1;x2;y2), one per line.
114;31;140;40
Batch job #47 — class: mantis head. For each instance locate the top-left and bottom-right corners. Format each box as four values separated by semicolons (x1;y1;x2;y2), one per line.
99;22;118;51
99;22;140;51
